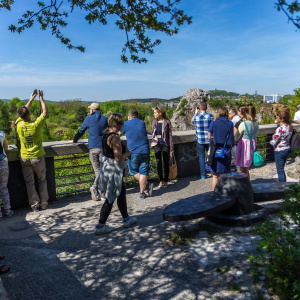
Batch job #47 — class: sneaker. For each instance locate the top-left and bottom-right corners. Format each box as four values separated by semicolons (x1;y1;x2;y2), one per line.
94;224;114;235
139;192;147;199
161;182;168;188
123;216;137;228
146;182;154;196
100;192;106;201
158;181;163;188
32;206;40;212
5;210;14;218
90;187;99;201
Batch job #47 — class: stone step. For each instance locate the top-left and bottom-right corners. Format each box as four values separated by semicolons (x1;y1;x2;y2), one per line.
163;192;236;222
252;182;298;202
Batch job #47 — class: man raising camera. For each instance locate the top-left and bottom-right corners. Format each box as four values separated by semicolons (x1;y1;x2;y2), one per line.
16;90;49;212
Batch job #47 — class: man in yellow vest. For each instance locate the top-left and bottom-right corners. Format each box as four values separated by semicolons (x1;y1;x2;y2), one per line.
16;90;48;212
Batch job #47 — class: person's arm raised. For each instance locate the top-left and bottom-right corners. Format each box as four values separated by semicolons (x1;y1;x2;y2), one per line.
38;90;48;118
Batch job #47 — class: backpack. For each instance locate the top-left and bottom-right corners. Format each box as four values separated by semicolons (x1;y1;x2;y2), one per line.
290;129;300;152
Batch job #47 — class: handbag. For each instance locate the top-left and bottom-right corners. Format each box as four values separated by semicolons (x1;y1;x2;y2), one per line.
206;140;216;165
169;152;178;180
244;121;264;167
150;128;158;147
214;123;232;158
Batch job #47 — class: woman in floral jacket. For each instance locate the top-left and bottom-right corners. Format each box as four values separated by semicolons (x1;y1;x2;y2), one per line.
270;108;293;182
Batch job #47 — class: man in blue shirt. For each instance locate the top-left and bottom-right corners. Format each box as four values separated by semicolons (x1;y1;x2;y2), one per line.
192;102;214;179
120;109;153;199
73;103;108;201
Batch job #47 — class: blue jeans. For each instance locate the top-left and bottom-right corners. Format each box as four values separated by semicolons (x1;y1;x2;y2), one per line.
197;143;209;178
274;148;290;182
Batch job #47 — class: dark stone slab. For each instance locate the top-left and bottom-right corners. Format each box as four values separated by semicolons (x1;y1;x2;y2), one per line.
8;157;57;209
174;141;200;178
215;173;254;215
252;182;299;202
206;204;268;227
163;192;236;222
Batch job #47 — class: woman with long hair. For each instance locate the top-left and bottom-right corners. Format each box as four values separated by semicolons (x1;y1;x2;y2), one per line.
147;107;174;188
95;113;136;234
270;108;293;182
234;104;259;177
207;107;234;191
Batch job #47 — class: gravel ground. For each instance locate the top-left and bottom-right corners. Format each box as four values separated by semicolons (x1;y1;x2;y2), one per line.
0;162;292;300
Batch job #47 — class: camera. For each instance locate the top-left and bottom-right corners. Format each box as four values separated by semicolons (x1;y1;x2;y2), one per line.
33;89;38;95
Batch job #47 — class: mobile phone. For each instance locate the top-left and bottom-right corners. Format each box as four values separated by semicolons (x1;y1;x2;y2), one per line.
33;89;38;95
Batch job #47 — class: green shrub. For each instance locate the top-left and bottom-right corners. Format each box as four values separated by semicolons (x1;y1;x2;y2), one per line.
253;184;300;300
176;98;188;111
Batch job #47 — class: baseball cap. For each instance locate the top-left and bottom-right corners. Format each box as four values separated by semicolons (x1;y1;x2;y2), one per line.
88;103;100;110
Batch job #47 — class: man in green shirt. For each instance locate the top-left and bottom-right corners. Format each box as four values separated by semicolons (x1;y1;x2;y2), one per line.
16;90;49;211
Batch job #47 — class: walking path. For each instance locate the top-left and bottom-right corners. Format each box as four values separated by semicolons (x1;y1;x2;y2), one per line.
0;162;293;299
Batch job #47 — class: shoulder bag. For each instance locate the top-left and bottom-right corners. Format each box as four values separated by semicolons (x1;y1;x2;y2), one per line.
214;122;232;158
244;121;264;167
150;127;158;147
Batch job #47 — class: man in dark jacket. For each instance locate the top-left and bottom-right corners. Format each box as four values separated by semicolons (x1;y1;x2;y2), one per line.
73;103;108;201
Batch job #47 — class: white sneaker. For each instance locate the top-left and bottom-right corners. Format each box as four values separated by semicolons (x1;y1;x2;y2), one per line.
90;187;99;201
94;224;114;234
123;216;137;228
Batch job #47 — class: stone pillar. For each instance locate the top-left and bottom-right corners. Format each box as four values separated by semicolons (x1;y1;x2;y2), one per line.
265;134;274;161
214;173;254;215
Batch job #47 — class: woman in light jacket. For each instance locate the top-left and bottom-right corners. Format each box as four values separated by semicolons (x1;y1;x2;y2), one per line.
234;105;259;178
147;107;174;188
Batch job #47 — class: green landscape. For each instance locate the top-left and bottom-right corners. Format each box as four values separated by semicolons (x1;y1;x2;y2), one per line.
1;88;299;146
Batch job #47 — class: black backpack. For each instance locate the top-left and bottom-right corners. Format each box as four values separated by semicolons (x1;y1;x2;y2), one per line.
290;129;300;152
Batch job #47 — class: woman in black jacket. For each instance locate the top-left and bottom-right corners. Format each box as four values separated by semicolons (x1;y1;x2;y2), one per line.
147;107;174;188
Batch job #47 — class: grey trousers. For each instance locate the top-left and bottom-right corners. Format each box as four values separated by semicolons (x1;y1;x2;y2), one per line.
89;148;101;190
21;156;49;209
0;160;11;210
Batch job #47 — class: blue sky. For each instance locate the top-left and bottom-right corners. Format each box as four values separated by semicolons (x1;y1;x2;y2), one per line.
0;0;300;102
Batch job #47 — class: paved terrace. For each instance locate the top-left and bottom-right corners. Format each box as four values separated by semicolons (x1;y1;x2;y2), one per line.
0;161;289;300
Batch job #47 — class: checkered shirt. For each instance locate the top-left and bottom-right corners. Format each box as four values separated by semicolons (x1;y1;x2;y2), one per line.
192;111;214;144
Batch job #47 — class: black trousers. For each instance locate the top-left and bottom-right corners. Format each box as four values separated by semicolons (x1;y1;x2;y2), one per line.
98;181;128;224
154;144;170;182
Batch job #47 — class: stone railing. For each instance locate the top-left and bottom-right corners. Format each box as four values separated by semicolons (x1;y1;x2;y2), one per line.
6;124;300;209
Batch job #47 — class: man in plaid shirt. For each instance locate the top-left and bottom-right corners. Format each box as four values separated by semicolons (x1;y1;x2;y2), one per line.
192;102;214;179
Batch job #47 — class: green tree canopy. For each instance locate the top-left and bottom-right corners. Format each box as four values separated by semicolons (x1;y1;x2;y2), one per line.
276;1;300;30
0;0;191;63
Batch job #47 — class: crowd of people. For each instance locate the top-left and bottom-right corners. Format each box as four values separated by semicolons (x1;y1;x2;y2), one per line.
0;90;298;235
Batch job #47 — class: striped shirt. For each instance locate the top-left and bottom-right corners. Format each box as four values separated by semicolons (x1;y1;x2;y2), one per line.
192;111;214;144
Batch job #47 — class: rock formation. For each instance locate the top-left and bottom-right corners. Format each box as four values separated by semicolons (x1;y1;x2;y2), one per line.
171;88;213;131
286;156;300;181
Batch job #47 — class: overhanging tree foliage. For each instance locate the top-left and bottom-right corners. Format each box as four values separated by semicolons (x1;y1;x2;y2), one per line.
275;0;300;29
0;0;192;63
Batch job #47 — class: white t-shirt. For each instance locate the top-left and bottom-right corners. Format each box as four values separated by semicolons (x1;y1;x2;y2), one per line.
231;115;241;126
294;110;300;121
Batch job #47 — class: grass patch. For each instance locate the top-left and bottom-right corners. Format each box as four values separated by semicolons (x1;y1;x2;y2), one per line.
216;265;231;273
228;282;241;292
167;222;222;246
